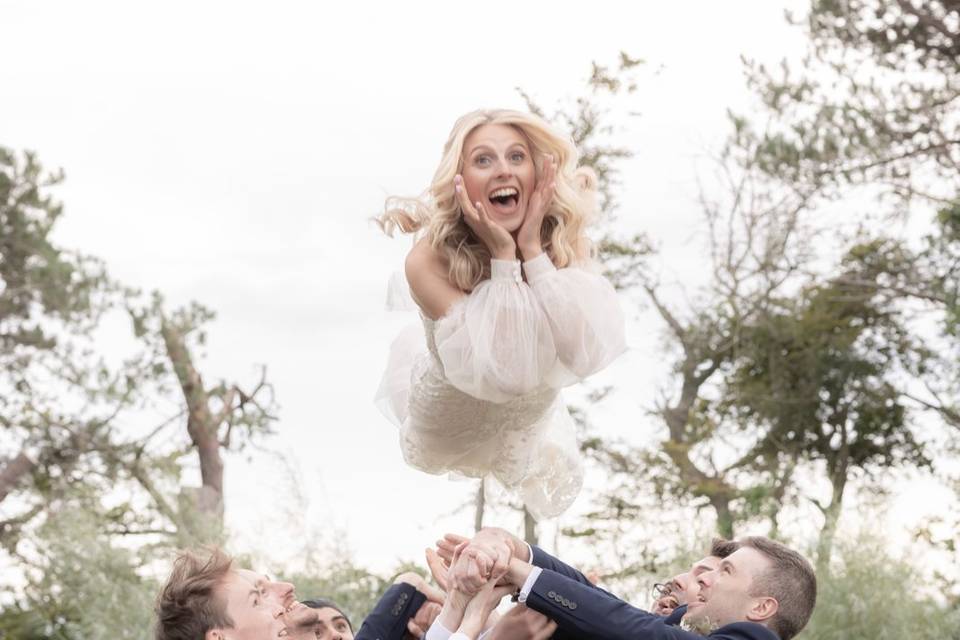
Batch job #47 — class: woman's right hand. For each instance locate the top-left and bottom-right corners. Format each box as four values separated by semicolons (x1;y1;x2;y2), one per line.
455;174;516;261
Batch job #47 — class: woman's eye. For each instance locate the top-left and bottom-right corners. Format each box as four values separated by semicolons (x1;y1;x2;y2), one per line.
510;152;525;162
475;155;490;166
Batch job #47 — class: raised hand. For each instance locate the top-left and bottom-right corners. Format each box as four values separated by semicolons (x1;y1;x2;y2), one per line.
516;154;557;261
485;605;558;640
436;533;469;565
426;547;451;592
450;542;496;595
406;601;442;639
457;573;515;640
455;174;517;261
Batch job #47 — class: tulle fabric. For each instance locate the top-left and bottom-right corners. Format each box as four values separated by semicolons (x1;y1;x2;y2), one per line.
375;256;625;519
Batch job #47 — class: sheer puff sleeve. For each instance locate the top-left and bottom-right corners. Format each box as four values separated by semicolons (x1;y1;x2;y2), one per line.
523;253;626;381
434;259;557;403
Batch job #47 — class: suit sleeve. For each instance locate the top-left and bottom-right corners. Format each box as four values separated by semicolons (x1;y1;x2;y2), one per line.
530;545;622;601
526;569;708;640
355;583;427;640
664;604;688;626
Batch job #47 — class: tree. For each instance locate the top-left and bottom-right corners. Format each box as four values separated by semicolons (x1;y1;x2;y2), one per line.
724;247;930;568
0;149;278;637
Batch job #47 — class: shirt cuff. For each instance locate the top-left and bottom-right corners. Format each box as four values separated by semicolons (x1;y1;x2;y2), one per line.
522;253;556;283
426;618;454;640
448;634;472;640
517;566;543;604
491;259;522;283
523;541;534;563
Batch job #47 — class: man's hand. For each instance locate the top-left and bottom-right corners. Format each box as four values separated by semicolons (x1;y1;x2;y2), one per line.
425;547;450;593
472;528;528;564
457;572;514;639
485;605;557;640
450;542;497;595
406;601;442;639
393;571;445;604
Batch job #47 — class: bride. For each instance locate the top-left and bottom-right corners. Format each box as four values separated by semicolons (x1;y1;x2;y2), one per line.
376;108;625;519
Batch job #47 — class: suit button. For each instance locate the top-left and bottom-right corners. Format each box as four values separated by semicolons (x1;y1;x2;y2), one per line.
570;602;577;610
548;591;556;598
561;598;570;607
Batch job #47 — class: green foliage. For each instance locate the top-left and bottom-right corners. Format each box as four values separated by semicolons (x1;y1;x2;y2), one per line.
801;535;960;639
284;560;392;627
0;507;158;640
0;147;108;342
0;146;277;636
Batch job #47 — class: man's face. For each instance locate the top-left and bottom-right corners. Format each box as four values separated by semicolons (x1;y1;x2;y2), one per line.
214;569;297;640
280;603;321;640
652;555;720;615
672;555;721;606
278;604;354;640
313;606;354;640
235;570;296;612
683;547;772;631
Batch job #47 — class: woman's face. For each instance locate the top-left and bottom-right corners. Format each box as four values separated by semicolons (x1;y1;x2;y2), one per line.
460;123;536;234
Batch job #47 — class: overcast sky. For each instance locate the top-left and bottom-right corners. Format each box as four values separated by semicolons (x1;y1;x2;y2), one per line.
2;0;951;576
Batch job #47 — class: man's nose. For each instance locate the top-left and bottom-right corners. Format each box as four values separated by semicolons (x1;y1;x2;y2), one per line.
271;580;295;604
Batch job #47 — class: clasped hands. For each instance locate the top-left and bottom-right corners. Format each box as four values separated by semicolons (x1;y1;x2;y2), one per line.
423;529;551;640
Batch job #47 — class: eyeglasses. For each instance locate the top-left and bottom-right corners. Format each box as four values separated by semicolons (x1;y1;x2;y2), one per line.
651;582;673;600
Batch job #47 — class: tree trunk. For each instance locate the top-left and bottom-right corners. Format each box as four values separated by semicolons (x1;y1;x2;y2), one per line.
523;507;538;546
816;471;847;574
711;495;736;539
160;318;225;531
0;452;36;504
474;481;485;533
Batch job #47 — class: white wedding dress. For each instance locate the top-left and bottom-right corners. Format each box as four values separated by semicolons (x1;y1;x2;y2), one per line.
375;253;625;519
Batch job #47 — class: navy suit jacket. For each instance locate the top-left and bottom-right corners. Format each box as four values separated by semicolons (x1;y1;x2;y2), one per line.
355;582;427;640
528;548;778;640
665;604;688;626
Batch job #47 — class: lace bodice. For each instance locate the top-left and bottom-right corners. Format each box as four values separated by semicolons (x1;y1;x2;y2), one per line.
376;254;626;519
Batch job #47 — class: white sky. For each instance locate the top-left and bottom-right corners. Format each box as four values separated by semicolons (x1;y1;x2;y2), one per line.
2;0;952;578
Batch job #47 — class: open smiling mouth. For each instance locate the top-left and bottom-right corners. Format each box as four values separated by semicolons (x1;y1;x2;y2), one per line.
488;187;519;211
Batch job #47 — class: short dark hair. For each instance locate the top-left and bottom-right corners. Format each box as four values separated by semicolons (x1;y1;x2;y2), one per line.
155;548;234;640
709;538;740;559
740;537;817;640
302;598;354;632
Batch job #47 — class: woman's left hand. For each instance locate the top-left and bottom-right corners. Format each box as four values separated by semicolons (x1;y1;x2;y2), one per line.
516;154;557;261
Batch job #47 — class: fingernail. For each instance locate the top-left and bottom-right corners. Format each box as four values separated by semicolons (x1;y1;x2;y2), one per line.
455;185;461;193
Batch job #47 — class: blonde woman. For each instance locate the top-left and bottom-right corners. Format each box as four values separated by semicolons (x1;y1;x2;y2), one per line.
376;109;625;519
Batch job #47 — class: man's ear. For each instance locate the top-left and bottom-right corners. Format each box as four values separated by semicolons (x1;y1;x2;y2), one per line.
746;596;778;623
205;629;225;640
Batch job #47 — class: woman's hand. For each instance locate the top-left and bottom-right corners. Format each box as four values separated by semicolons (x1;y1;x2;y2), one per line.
456;174;516;261
516;154;557;261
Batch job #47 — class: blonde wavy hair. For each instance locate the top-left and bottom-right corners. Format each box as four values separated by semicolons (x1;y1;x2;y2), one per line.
377;109;598;291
